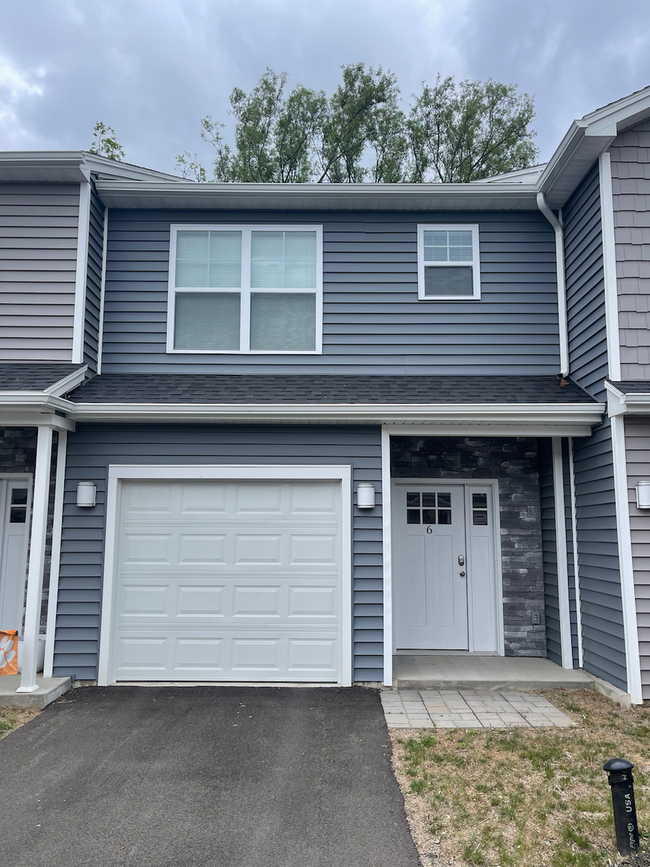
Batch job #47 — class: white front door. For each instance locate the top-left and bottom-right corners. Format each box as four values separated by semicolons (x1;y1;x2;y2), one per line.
394;485;468;649
0;478;31;632
392;482;501;653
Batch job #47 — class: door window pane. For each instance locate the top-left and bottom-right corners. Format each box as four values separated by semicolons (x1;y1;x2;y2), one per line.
437;510;452;525
422;509;437;525
10;507;26;524
422;493;436;508
407;510;421;524
11;488;27;505
407;492;421;507
472;493;487;509
473;511;488;526
437;493;451;508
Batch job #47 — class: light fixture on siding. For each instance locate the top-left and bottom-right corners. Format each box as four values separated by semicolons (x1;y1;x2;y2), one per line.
637;481;650;509
76;482;97;508
356;483;376;509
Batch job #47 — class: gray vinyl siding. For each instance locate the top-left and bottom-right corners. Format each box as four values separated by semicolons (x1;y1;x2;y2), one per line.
564;164;627;690
54;424;383;683
539;438;580;668
625;417;650;699
83;186;105;370
0;182;78;361
609;121;650;380
101;209;560;375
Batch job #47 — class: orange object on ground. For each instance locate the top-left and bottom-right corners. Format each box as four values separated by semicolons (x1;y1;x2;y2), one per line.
0;630;18;675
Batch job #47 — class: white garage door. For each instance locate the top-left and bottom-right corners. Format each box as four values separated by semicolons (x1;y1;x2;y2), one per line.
111;479;341;682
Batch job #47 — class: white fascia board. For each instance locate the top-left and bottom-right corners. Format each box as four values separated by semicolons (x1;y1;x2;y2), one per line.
599;154;622;380
69;402;604;427
0;412;75;432
583;87;650;135
72;181;91;364
43;364;88;396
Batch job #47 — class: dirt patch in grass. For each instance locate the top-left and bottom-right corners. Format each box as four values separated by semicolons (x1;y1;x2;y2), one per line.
390;689;650;867
0;706;40;740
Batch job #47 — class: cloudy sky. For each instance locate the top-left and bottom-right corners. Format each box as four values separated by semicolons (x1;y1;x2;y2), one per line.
2;0;650;175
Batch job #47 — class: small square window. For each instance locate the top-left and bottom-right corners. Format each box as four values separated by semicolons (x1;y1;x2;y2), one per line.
423;509;437;524
407;509;421;524
407;493;421;507
418;225;480;300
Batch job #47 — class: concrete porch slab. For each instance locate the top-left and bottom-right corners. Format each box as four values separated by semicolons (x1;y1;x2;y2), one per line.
393;655;595;691
0;675;71;708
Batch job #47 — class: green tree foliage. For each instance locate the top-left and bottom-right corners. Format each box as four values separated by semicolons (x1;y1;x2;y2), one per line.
177;65;538;184
88;122;125;161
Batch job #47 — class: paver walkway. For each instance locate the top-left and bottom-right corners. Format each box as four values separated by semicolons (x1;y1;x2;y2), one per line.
381;688;575;728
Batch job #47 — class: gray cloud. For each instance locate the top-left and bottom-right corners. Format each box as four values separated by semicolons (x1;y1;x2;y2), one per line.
1;0;649;173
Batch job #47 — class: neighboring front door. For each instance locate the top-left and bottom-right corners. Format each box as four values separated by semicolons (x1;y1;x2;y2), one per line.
393;481;501;652
0;477;31;632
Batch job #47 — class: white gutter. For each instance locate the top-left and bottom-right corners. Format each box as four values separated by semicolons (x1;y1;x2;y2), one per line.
43;364;88;397
537;192;569;377
68;401;604;426
605;380;650;416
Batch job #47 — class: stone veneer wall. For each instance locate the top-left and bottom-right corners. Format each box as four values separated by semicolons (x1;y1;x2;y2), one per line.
391;436;546;657
0;427;57;632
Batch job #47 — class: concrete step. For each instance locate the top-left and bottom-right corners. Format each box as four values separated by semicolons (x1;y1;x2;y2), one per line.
393;655;595;692
0;675;71;708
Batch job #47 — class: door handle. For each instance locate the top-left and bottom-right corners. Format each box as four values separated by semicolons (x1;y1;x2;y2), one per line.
458;554;465;566
459;571;466;577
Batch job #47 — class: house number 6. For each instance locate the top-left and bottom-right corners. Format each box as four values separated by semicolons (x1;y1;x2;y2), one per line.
426;525;433;534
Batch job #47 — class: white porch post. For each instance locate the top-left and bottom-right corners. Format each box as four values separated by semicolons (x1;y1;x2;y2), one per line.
552;437;573;669
17;424;53;693
43;430;67;679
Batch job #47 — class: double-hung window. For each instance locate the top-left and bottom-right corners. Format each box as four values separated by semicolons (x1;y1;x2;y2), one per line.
168;225;323;353
417;224;480;300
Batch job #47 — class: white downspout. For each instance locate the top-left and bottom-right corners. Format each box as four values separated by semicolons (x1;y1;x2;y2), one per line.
537;192;569;377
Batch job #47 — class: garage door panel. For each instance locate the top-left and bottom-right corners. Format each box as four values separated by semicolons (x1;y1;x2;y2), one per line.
178;534;227;564
112;479;342;682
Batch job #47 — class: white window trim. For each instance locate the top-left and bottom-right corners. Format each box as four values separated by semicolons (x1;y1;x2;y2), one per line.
97;464;352;688
166;224;324;354
417;224;481;301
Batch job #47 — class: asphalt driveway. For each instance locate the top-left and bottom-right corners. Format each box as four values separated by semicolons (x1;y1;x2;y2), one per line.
0;686;420;867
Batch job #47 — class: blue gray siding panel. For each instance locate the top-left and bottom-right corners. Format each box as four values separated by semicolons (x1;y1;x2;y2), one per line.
609;120;650;380
0;182;78;361
101;210;560;375
83;185;104;370
55;424;383;683
564;164;627;690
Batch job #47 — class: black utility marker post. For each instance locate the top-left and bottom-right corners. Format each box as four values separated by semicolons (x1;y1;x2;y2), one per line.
604;758;640;855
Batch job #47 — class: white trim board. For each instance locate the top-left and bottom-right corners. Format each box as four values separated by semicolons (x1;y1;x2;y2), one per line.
97;464;353;688
72;180;91;365
552;437;574;669
599;153;622;382
43;431;68;679
610;415;643;704
381;427;393;686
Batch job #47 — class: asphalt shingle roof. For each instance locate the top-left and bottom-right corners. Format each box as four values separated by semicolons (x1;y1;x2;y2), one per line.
0;363;84;392
611;381;650;394
70;375;597;405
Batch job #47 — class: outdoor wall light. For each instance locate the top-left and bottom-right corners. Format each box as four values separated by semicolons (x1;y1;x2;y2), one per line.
76;481;97;508
356;483;376;509
636;481;650;509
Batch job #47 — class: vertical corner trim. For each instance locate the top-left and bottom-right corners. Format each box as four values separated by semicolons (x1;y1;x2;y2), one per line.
598;152;622;381
43;430;68;679
381;427;393;686
610;414;643;703
552;437;573;669
567;437;584;669
72;180;92;365
96;207;109;375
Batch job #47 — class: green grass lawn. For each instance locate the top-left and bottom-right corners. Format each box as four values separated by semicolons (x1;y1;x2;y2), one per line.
390;689;650;867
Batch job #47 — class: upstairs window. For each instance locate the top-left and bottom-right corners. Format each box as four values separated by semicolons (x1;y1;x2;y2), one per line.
417;224;480;300
168;225;323;353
